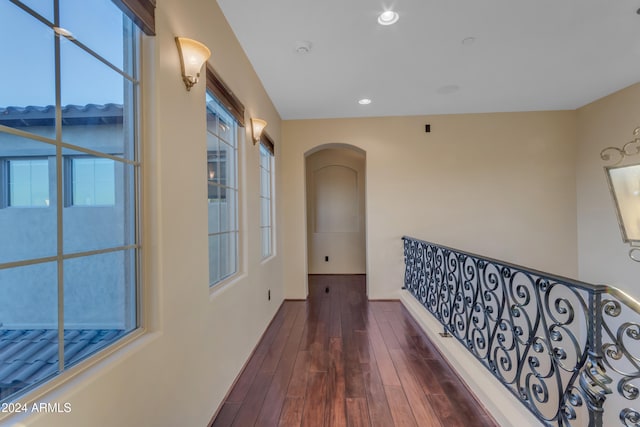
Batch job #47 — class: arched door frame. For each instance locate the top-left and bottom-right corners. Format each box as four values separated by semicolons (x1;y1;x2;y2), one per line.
303;143;369;296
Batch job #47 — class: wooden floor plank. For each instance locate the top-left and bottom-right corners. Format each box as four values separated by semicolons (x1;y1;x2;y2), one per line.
325;337;347;427
389;349;443;427
211;275;499;427
362;359;395;427
300;371;328;427
278;396;305;427
345;397;371;427
256;304;307;426
231;370;273;427
342;295;366;398
287;351;311;398
260;302;301;374
353;330;371;364
209;402;240;427
384;385;418;427
366;306;401;387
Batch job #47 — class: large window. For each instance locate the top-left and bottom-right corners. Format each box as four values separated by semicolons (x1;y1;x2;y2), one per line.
259;143;274;259
206;92;239;286
0;0;141;406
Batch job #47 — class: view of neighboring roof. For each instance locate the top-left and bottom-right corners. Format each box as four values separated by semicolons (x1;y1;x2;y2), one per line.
0;104;124;128
0;329;126;401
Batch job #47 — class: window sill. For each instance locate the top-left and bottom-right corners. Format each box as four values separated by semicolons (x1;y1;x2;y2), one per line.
209;271;247;301
260;253;276;265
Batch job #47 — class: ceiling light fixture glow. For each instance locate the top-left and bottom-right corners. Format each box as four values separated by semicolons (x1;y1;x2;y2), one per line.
53;27;74;39
377;10;399;26
358;98;372;105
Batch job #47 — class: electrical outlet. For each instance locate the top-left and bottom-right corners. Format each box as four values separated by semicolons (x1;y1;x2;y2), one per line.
268;289;271;300
325;256;329;262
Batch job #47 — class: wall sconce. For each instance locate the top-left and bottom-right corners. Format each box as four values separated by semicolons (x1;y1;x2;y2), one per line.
251;118;267;145
175;37;211;91
601;126;640;261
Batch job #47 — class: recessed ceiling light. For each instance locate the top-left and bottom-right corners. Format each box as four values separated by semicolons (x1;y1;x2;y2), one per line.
378;10;399;26
358;98;372;105
437;85;460;95
295;41;312;54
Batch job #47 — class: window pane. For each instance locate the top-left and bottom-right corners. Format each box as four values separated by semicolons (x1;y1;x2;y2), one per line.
9;159;50;207
220;190;236;233
208;234;220;285
218;114;234;146
220;232;236;279
221;141;236;190
63;250;136;367
18;0;54;22
262;227;271;258
60;40;135;160
0;139;56;265
206;96;220;137
60;0;125;69
259;145;273;259
260;166;270;198
64;154;132;254
72;157;116;206
0;262;59;401
261;197;270;228
207;145;221;187
0;2;55;139
208;189;220;235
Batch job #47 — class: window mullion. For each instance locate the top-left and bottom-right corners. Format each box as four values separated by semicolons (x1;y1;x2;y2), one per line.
53;0;65;374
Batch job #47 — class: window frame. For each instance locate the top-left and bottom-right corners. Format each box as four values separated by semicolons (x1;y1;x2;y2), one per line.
206;91;241;287
0;0;143;410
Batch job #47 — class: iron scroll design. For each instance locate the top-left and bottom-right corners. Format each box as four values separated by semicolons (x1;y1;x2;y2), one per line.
402;236;640;427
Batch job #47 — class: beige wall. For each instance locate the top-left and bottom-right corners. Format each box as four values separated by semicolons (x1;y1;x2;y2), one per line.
15;0;283;426
306;147;366;274
10;1;639;425
282;111;579;299
576;82;640;297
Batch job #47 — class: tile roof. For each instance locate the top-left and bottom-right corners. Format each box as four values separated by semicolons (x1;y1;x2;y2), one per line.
0;329;125;401
0;104;124;128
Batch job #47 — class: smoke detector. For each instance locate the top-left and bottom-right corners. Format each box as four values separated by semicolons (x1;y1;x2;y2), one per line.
295;41;312;54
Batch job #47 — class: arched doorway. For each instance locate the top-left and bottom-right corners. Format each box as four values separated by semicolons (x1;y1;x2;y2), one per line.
305;144;367;293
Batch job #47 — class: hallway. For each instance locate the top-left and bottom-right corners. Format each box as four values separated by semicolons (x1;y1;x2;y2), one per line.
210;275;499;426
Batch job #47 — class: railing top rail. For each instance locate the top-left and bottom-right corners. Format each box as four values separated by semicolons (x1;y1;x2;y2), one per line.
402;235;604;294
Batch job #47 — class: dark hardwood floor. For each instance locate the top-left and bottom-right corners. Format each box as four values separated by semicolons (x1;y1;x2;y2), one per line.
210;275;499;427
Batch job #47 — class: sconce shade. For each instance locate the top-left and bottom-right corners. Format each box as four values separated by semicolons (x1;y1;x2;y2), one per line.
251;118;267;144
176;37;211;91
606;163;640;242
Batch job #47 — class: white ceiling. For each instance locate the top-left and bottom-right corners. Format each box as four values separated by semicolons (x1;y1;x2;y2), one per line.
217;0;640;120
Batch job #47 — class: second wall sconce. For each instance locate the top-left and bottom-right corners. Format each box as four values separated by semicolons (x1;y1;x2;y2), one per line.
175;37;211;91
251;118;267;145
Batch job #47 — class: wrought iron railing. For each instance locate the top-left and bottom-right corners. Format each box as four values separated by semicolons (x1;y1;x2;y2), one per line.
402;236;640;427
